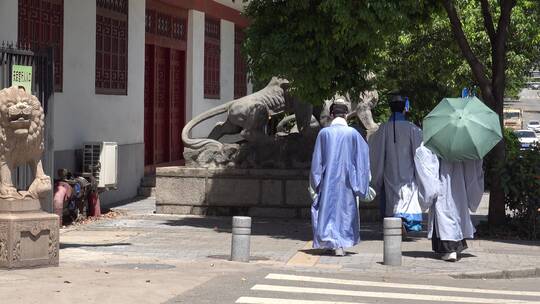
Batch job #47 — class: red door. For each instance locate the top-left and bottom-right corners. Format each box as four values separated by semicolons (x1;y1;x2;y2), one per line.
170;50;186;161
154;46;171;164
144;3;187;169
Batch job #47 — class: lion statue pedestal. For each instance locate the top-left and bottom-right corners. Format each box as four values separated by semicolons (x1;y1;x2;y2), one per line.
0;199;59;268
0;86;58;269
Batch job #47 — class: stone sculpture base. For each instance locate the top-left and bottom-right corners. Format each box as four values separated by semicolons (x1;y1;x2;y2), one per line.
156;166;380;222
0;199;59;269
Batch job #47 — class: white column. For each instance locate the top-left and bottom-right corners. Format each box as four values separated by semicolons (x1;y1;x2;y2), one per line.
186;10;205;123
0;0;18;43
220;19;234;103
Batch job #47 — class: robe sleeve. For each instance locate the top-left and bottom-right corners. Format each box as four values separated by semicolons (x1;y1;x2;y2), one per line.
414;145;441;211
309;131;325;194
352;133;370;198
411;126;423;155
368;127;385;192
463;159;484;213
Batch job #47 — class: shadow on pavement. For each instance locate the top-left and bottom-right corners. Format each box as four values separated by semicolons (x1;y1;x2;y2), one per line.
402;250;476;260
207;254;270;261
60;242;132;249
162;217;313;241
476;238;540;246
300;249;359;257
161;217;431;243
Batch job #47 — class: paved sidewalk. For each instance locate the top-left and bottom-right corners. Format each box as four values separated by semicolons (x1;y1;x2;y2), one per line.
1;196;539;303
78;197;540;276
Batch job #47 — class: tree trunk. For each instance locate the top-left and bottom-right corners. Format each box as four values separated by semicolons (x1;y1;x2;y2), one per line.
487;141;506;225
442;0;515;226
487;0;512;225
481;88;507;225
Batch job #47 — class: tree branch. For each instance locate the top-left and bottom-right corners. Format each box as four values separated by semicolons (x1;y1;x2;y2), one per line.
492;0;516;100
441;0;491;94
480;0;496;47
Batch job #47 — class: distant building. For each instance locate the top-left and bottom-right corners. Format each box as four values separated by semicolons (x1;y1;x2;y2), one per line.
0;0;251;206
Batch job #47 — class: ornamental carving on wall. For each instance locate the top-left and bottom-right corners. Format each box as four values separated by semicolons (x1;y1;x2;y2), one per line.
48;228;58;259
12;241;20;262
0;223;7;262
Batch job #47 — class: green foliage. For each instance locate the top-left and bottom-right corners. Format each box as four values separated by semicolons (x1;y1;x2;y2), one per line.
484;128;518;190
371;100;391;123
244;0;540;116
479;129;539;239
375;11;461;123
498;144;540;240
243;0;437;103
376;0;540;122
503;128;520;157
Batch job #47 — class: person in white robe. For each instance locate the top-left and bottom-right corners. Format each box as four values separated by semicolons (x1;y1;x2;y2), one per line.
369;95;423;231
415;145;484;262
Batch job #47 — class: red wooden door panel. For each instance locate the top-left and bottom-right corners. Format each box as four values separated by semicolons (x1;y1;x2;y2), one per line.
144;44;155;166
154;46;171;164
170;50;186;161
145;1;188;167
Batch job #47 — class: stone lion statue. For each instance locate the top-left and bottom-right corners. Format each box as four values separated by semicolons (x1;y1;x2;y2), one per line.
0;86;50;199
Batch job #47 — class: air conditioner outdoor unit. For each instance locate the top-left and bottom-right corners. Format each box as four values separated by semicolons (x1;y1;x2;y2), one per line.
83;142;118;189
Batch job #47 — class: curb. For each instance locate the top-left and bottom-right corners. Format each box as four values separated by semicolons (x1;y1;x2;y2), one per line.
451;267;540;279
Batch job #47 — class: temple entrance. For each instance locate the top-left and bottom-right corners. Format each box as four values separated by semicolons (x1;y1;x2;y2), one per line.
144;1;187;170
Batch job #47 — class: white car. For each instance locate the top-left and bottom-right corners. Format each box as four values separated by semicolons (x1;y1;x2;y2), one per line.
514;129;538;149
527;120;540;132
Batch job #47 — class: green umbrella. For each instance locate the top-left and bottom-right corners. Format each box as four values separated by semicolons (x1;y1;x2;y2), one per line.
423;97;502;161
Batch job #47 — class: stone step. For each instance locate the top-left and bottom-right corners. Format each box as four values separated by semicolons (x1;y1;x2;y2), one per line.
140;175;156;187
138;186;155;197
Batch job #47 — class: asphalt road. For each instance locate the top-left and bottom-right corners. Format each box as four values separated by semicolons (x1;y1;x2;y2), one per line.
508;88;540;127
167;268;540;304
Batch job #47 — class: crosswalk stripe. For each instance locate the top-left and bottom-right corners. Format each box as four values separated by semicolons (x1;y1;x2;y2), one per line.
236;297;366;304
265;273;540;297
251;284;540;304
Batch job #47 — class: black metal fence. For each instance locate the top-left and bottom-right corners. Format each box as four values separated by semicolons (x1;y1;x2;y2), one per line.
0;42;54;112
0;42;54;191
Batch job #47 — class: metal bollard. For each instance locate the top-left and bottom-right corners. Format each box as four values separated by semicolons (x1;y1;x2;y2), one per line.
231;216;251;262
383;217;402;266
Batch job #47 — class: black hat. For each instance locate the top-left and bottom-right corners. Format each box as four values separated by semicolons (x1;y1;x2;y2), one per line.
390;95;404;103
389;94;406;113
330;98;349;115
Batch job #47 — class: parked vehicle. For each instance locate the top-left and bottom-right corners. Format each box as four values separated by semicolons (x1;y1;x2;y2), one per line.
504;108;523;130
514;129;538;150
527;120;540;133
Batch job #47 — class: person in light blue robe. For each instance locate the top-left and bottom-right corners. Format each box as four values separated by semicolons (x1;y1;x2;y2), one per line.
310;100;370;256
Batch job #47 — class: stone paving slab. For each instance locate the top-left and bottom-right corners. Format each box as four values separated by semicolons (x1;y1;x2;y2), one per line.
65;200;310;263
60;197;540;278
313;235;540;275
